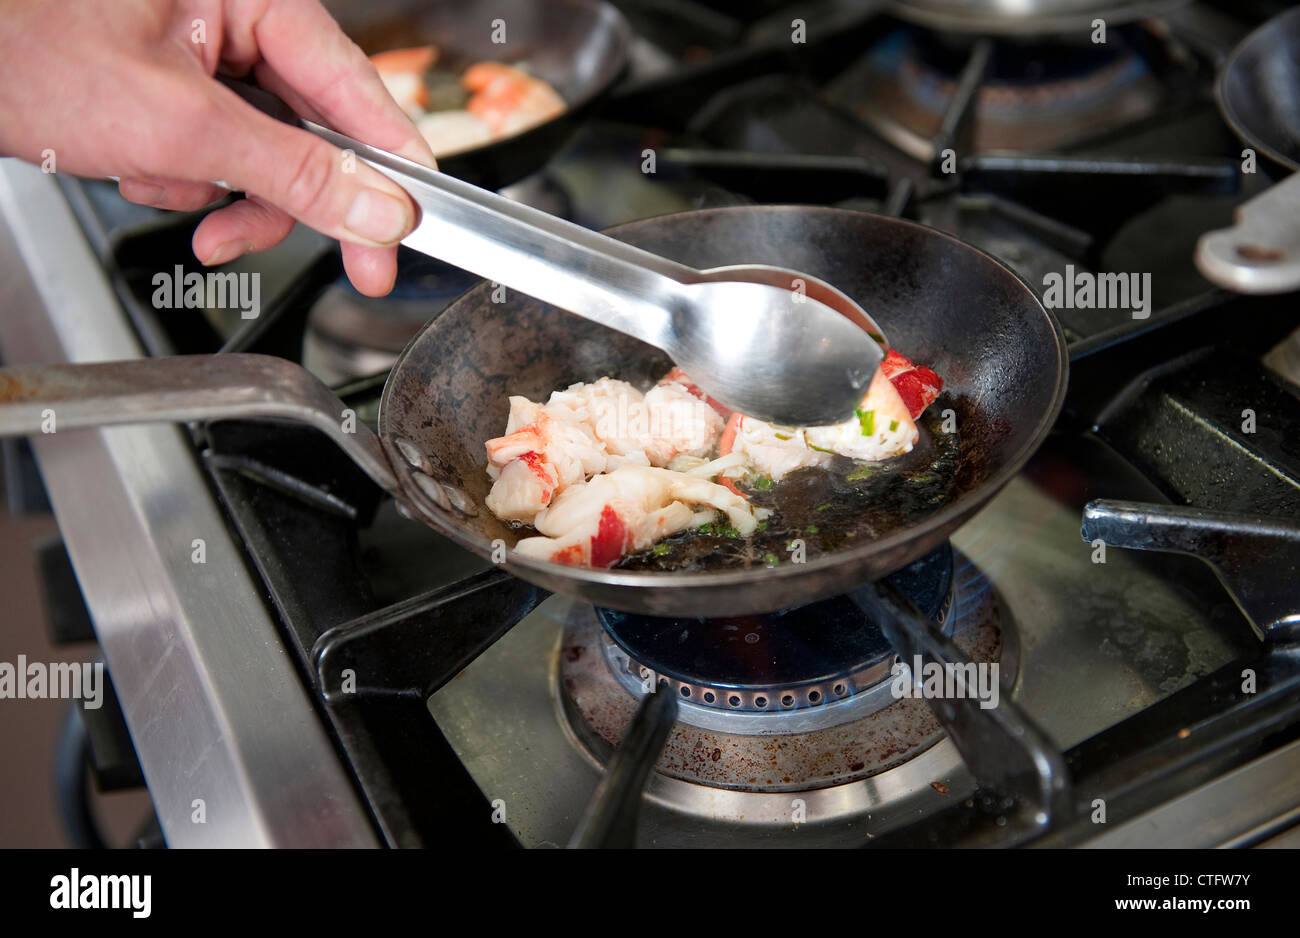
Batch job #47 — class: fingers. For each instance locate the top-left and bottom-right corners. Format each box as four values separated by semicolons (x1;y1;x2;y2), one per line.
186;0;436;293
184;80;418;250
227;0;436;168
191;193;295;265
341;243;399;297
191;195;402;298
118;177;226;212
191;191;401;294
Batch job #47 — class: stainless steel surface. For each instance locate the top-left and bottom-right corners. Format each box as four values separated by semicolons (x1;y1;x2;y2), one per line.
1077;735;1300;848
1082;499;1300;641
308;121;886;427
428;454;1250;845
0;160;377;847
888;0;1185;35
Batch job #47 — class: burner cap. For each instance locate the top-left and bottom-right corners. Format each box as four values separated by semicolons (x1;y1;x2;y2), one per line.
597;544;953;713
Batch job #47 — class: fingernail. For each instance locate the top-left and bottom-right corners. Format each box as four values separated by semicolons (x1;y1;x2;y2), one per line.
204;240;251;266
345;188;411;244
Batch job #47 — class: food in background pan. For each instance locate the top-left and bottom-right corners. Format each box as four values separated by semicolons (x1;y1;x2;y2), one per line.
370;46;566;158
483;352;947;569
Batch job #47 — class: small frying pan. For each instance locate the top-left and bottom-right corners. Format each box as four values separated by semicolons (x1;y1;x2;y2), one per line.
0;208;1066;616
1195;7;1300;293
331;0;631;189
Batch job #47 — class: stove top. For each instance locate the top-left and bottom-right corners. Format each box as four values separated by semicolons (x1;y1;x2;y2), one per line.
2;0;1299;849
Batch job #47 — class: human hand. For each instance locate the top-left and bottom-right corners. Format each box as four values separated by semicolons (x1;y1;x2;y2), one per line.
0;0;437;296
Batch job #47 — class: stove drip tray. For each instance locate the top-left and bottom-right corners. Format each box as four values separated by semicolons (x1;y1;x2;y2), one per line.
559;545;1012;795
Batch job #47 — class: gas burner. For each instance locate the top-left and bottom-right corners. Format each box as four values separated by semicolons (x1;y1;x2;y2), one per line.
559;546;1014;799
887;0;1185;37
303;249;480;383
824;27;1169;159
595;545;954;725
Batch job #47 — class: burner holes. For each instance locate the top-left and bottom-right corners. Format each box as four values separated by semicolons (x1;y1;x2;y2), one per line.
834;683;847;696
728;695;741;708
680;685;691;697
639;667;650;680
809;690;822;704
703;692;715;703
755;696;768;709
781;695;795;707
658;677;669;688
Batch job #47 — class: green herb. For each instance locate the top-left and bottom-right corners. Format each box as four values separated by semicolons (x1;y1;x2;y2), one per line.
855;408;875;437
756;521;767;532
717;525;740;539
652;543;671;556
806;525;819;534
809;444;836;454
773;433;792;441
697;522;715;535
763;553;779;566
889;419;899;432
751;476;774;491
846;463;874;482
814;503;831;512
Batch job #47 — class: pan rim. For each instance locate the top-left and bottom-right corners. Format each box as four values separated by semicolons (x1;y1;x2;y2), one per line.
1215;5;1300;175
378;205;1070;592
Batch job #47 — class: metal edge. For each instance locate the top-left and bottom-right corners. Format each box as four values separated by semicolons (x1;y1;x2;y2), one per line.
0;160;377;847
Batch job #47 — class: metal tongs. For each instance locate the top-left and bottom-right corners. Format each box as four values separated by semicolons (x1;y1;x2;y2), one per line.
220;78;886;427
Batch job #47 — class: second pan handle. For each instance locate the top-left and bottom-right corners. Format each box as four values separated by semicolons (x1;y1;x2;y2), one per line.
0;354;400;496
1195;172;1300;294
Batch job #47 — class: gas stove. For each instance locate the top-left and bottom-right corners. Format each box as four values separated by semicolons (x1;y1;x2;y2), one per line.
1;0;1298;849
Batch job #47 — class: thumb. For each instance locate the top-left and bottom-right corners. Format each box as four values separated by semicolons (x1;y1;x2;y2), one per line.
191;83;418;248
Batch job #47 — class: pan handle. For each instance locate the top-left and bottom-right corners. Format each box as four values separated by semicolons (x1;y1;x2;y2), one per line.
1195;173;1300;294
0;354;401;496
